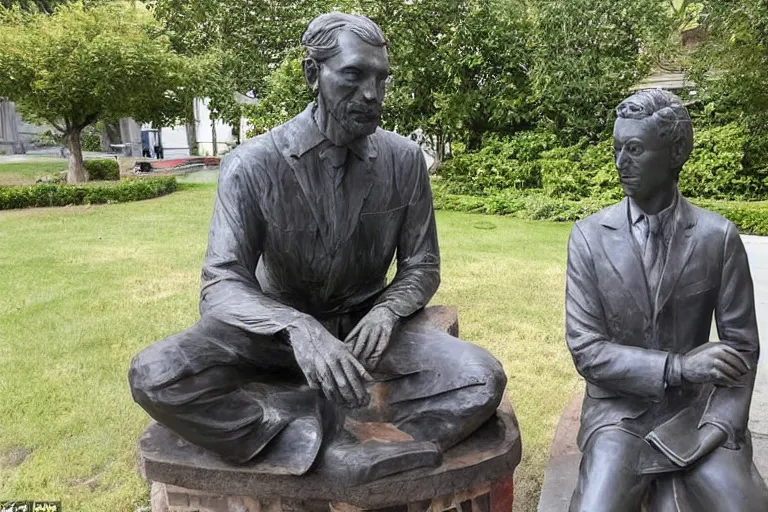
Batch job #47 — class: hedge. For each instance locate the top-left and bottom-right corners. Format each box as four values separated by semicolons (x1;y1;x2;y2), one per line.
84;158;120;181
0;177;177;210
439;123;768;201
431;184;768;235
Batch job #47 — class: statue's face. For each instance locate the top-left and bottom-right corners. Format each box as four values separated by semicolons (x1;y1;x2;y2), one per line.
613;116;675;201
316;30;389;139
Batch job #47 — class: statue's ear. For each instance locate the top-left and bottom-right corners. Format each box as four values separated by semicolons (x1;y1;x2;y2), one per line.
670;143;686;169
303;58;320;94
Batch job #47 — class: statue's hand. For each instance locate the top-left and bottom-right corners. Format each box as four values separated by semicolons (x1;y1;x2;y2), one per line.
286;316;372;408
682;342;750;387
345;306;400;370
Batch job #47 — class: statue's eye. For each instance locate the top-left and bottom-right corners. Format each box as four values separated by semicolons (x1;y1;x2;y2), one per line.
343;68;361;80
628;143;643;155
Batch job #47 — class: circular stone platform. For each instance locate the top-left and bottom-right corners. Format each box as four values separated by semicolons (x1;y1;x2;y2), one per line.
139;397;520;512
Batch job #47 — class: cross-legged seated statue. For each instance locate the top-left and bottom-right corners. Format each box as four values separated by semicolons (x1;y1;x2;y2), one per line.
565;89;768;511
128;12;506;484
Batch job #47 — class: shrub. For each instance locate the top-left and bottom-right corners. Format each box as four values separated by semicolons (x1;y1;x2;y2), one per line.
432;185;768;234
440;121;767;202
679;123;753;199
84;159;120;181
0;177;177;210
439;132;557;195
81;132;102;152
538;139;622;202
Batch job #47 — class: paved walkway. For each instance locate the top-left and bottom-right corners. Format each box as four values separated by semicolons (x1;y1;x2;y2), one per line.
743;235;768;477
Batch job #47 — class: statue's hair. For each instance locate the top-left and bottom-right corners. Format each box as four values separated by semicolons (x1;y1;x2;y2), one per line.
301;12;387;63
616;89;694;173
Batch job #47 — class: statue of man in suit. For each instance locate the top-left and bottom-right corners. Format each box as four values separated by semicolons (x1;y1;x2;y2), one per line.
128;12;506;484
566;89;768;511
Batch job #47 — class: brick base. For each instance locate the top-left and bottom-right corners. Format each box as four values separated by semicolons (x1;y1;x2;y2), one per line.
151;477;514;512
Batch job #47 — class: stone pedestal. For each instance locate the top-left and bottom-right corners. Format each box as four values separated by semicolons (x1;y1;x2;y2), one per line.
137;307;521;512
141;397;519;512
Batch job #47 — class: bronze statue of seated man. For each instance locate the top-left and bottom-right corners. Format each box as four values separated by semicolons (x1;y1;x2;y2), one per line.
565;89;768;511
128;12;506;484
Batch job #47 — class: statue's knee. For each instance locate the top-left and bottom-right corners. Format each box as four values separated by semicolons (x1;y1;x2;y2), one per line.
128;339;179;404
462;346;506;408
128;349;154;404
481;360;507;409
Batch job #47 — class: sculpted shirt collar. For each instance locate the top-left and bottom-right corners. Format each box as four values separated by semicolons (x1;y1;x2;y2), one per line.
628;189;679;233
289;103;378;162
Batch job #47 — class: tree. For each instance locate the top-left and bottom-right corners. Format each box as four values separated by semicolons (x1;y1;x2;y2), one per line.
690;0;768;191
1;0;71;14
243;48;312;136
692;0;768;125
240;0;533;170
148;0;349;124
0;2;204;183
528;0;675;143
367;0;533;166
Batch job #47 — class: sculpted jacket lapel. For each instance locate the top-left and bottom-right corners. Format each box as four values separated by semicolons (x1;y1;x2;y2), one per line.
599;198;653;316
270;106;332;254
655;195;698;315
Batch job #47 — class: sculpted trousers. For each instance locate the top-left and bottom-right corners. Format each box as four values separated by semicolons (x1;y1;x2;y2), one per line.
569;428;768;512
128;314;506;470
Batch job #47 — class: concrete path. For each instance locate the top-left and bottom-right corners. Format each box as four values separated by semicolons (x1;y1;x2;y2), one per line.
743;235;768;477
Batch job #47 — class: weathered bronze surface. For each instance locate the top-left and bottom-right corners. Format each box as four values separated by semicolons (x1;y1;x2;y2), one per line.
128;13;507;484
565;89;768;511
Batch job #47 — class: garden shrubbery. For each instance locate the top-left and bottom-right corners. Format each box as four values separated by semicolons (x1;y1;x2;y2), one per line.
439;132;557;195
433;119;768;233
84;158;120;181
432;184;768;235
438;121;768;204
0;177;177;210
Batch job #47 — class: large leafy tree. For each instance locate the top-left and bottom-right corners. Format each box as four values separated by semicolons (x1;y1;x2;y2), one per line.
242;0;533;169
148;0;350;123
0;2;205;183
692;0;768;125
368;0;533;164
690;0;768;190
1;0;70;13
528;0;675;143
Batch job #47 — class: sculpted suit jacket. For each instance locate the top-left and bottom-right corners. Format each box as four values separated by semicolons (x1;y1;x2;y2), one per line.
566;194;759;459
199;104;440;340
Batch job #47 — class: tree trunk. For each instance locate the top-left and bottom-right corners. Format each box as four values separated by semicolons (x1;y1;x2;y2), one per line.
185;121;198;156
429;131;445;174
66;129;87;183
100;121;122;153
211;118;218;156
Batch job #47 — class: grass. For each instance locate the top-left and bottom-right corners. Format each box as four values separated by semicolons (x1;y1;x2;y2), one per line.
0;183;579;512
0;159;69;186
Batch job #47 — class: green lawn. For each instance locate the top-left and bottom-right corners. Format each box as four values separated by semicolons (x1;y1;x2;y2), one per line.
0;184;579;512
0;159;69;186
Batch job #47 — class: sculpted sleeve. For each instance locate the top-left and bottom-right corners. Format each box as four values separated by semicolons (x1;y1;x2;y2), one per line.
374;146;440;317
700;222;760;448
199;153;306;336
566;223;668;400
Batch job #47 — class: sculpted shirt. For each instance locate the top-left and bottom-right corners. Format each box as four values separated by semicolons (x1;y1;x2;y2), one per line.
198;104;440;338
627;194;677;261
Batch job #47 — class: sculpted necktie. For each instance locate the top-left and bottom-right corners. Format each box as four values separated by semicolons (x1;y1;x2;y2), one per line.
319;144;348;171
318;144;348;249
644;214;663;293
